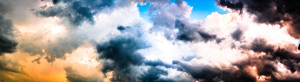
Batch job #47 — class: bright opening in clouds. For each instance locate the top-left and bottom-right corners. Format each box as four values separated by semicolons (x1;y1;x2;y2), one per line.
1;0;300;82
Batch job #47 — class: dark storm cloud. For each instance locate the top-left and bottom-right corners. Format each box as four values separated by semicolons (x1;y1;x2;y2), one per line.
18;32;84;62
0;1;17;54
96;26;180;81
52;0;59;4
96;35;147;81
36;0;114;26
0;16;17;55
173;58;294;82
245;38;300;81
216;0;300;39
249;38;300;73
64;67;101;82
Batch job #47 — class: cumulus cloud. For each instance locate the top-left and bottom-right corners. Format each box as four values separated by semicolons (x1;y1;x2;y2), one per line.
96;26;148;81
1;0;300;81
0;56;20;73
93;0;300;81
36;0;115;26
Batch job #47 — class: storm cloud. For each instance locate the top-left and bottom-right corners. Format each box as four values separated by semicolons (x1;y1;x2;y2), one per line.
216;0;300;39
0;1;17;55
94;0;300;81
168;37;300;82
96;34;147;81
0;16;17;55
18;31;85;62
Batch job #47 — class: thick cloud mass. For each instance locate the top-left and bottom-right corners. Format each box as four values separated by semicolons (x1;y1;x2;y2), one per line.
175;20;218;42
216;0;300;39
246;39;300;81
140;67;168;82
250;39;300;73
0;16;17;55
170;37;300;81
96;35;147;81
37;0;114;26
2;0;300;81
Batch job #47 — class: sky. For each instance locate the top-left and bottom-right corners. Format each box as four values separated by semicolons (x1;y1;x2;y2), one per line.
138;0;228;20
1;0;300;82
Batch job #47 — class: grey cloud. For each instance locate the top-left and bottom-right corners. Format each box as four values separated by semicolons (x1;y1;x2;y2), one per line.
36;0;114;26
140;67;168;82
96;35;147;81
0;57;20;73
175;20;220;42
0;0;13;15
231;28;243;41
216;0;300;39
96;26;181;82
0;15;17;55
65;67;102;82
173;60;256;82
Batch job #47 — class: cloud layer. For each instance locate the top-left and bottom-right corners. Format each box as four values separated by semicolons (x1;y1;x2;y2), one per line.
1;0;300;82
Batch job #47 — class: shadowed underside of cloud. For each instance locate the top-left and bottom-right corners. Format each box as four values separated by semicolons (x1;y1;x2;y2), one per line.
65;67;102;82
93;0;300;81
96;35;147;81
216;0;300;39
36;0;114;26
96;26;183;81
95;5;300;81
0;16;17;55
